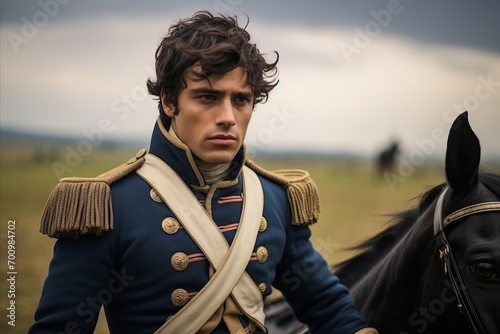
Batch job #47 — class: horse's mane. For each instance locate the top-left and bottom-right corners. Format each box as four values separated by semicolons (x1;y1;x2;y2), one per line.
480;171;500;196
263;169;500;333
333;171;500;288
333;182;445;287
331;171;500;331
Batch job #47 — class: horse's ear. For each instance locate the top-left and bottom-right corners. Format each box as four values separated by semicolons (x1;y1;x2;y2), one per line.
445;111;480;193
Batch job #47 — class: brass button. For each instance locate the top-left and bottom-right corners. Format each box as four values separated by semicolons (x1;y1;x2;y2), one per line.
258;282;267;295
259;217;267;232
162;217;179;234
171;252;189;271
256;246;268;263
171;288;189;307
150;189;163;203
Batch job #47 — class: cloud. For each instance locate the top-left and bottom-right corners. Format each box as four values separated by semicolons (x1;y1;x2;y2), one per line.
244;24;500;158
1;10;499;159
1;13;162;137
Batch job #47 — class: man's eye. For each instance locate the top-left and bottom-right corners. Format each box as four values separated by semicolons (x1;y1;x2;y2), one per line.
199;95;216;102
234;96;250;104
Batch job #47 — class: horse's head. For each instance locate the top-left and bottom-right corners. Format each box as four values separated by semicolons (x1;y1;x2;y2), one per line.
265;112;499;334
338;112;499;333
433;111;500;334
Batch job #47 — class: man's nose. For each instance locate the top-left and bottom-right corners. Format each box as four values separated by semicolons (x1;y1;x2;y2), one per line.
216;99;236;126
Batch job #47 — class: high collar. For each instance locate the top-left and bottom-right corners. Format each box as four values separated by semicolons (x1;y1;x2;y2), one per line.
148;117;246;189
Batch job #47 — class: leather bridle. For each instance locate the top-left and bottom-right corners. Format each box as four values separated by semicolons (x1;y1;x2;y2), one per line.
433;187;500;334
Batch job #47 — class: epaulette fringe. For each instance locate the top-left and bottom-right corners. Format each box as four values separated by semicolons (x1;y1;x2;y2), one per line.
40;149;147;239
245;159;320;226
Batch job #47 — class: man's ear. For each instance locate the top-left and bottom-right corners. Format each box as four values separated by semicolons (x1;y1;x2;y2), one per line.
161;92;176;117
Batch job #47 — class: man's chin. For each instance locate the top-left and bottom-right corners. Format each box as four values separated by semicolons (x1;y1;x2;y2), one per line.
197;152;236;165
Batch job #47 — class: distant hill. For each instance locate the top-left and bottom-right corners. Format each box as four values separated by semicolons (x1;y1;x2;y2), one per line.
0;127;371;161
0;127;146;149
0;127;150;165
4;127;495;169
252;148;369;162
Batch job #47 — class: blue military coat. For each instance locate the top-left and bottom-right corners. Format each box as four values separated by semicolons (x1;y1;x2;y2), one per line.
29;119;368;333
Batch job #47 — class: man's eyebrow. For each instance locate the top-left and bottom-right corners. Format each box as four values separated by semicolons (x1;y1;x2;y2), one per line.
188;88;253;98
233;91;254;100
189;88;222;95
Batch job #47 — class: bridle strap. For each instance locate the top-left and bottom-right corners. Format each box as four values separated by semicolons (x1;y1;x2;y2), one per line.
433;187;500;334
433;188;449;236
439;232;486;334
443;202;500;229
434;188;500;235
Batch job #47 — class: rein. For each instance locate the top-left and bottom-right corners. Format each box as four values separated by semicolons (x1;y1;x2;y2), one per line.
433;188;500;334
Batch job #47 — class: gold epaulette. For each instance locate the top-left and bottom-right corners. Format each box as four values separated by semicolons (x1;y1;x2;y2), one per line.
245;159;320;226
40;149;147;239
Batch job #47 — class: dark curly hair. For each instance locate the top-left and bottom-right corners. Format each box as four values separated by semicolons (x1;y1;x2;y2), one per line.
146;10;279;119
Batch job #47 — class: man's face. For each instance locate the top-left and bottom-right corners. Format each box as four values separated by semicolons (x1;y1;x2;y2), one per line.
162;66;254;165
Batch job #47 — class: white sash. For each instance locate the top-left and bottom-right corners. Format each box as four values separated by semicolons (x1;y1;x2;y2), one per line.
136;153;266;333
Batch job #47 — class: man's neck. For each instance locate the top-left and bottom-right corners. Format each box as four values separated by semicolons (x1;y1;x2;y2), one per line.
168;126;230;184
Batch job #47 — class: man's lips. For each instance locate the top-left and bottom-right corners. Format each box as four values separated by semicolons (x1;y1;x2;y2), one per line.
208;135;237;146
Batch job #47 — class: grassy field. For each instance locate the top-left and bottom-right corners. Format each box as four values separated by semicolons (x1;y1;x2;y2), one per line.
1;144;498;333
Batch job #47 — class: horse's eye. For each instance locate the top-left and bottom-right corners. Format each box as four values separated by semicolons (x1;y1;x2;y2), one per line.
470;262;497;280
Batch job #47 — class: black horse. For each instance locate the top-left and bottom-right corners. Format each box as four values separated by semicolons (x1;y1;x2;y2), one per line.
375;140;400;177
265;112;500;333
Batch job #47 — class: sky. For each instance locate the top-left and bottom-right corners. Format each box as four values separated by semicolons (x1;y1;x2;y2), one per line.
1;0;499;161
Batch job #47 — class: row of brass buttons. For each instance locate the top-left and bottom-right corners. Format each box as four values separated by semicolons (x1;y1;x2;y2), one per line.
158;212;270;309
161;216;268;235
170;281;268;308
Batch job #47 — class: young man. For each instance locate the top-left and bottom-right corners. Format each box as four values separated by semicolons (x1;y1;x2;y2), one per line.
30;11;377;334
